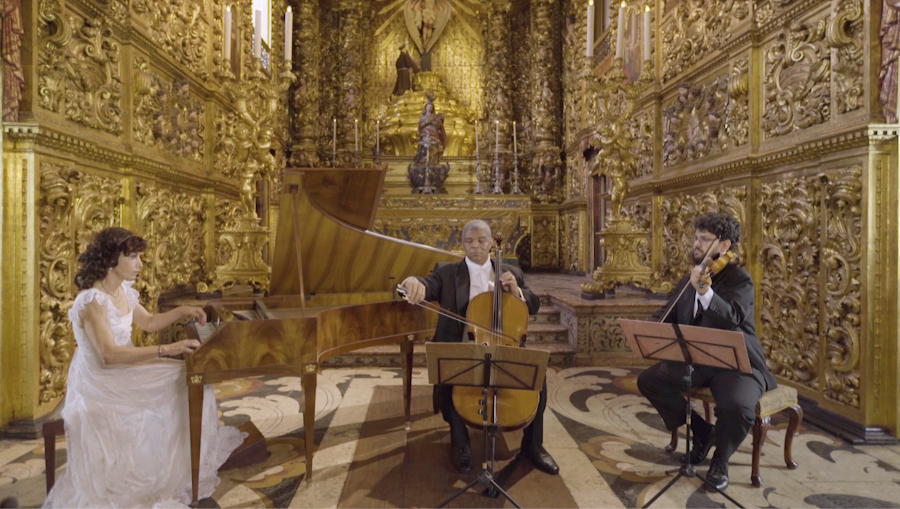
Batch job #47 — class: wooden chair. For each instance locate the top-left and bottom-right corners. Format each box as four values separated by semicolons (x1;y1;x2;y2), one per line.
666;385;803;487
42;419;65;493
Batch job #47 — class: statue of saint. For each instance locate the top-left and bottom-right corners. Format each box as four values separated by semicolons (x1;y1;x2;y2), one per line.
393;44;421;96
415;93;445;167
407;91;449;193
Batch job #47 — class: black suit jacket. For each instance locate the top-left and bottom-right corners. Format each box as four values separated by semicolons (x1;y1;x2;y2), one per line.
416;260;541;343
652;262;777;391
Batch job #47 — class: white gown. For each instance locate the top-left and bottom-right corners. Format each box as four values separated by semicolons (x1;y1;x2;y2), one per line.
43;282;244;508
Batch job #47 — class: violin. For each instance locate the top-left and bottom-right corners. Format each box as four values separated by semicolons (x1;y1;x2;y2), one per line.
658;238;735;323
451;234;540;430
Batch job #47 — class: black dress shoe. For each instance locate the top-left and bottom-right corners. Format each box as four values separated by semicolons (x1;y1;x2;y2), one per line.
680;426;714;465
451;445;472;474
520;445;559;475
703;457;729;491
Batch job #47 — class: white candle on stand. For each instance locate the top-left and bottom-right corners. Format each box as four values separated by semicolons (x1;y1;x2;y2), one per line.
475;120;479;152
354;118;359;152
643;5;650;62
376;121;380;155
224;6;232;62
586;0;595;58
494;120;499;157
332;119;337;163
253;10;262;59
285;7;293;62
513;121;517;155
615;1;625;59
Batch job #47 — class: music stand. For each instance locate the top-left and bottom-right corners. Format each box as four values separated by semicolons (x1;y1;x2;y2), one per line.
425;342;549;509
618;318;750;509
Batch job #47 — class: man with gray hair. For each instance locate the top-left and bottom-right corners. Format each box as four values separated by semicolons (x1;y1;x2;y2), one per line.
402;220;559;476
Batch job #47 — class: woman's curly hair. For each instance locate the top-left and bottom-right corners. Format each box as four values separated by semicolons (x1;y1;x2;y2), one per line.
73;227;148;290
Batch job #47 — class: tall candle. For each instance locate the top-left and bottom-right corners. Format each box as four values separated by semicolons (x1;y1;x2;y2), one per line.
354;118;359;152
224;6;232;62
586;0;595;58
643;5;650;62
474;120;479;153
253;10;262;59
376;120;380;155
284;7;293;62
513;121;517;155
615;1;625;59
494;120;499;157
332;119;337;164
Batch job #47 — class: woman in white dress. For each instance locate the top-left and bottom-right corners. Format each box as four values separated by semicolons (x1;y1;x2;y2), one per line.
43;227;244;508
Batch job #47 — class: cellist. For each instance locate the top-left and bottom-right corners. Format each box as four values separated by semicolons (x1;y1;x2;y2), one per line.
637;212;777;492
401;220;559;476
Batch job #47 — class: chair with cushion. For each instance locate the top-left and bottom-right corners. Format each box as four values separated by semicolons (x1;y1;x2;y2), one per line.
665;385;802;487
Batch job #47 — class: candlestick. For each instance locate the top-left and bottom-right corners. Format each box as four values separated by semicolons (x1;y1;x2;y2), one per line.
474;120;482;194
354;118;359;153
253;10;262;59
643;5;650;62
376;120;380;156
224;6;232;62
332;118;337;167
285;7;293;62
513;121;517;155
586;0;595;58
494;120;499;156
615;1;625;59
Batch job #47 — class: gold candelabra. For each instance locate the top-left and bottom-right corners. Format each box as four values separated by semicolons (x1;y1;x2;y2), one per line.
201;57;296;294
581;57;670;296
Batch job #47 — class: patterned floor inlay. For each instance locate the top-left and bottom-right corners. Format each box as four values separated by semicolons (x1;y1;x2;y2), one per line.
2;366;899;508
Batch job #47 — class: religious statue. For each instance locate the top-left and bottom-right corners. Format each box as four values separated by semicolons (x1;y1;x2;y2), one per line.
407;91;450;193
393;44;421;96
403;0;451;67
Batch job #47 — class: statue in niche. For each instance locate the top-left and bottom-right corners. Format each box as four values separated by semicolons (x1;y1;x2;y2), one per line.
404;0;450;69
393;43;421;96
407;91;449;193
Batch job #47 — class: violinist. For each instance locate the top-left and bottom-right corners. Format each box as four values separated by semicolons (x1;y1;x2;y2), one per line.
401;220;559;476
637;212;777;491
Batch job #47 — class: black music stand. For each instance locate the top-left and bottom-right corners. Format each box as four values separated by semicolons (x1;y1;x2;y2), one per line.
425;342;549;509
618;318;750;509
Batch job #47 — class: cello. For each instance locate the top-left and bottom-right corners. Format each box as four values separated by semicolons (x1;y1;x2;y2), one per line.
450;233;541;430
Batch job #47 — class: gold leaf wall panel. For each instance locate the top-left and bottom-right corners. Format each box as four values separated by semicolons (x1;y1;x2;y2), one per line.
38;162;123;405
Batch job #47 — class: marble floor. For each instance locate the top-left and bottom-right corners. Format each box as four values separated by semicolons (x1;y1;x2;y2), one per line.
3;366;900;508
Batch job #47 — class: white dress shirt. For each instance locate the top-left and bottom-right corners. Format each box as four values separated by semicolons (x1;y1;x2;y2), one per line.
694;288;714;318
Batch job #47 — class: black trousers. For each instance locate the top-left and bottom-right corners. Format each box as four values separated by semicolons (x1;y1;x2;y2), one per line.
434;380;548;449
637;361;764;463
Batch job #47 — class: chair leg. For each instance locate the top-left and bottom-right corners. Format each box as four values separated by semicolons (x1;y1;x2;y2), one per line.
42;419;65;494
785;404;802;469
751;415;770;487
666;429;678;452
703;401;711;423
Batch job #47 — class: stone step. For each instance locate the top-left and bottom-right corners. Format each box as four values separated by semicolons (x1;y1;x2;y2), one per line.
321;341;576;368
529;306;561;325
525;323;569;343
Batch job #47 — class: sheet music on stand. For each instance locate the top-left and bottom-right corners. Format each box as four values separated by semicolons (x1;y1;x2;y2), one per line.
425;342;548;391
618;319;751;374
617;318;750;509
425;341;549;509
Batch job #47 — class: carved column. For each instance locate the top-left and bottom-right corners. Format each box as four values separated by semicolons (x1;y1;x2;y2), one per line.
530;0;563;204
482;1;513;190
290;0;321;167
335;0;368;164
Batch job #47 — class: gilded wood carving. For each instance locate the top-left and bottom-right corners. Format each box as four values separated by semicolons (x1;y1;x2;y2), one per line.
37;0;124;134
38;163;123;405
